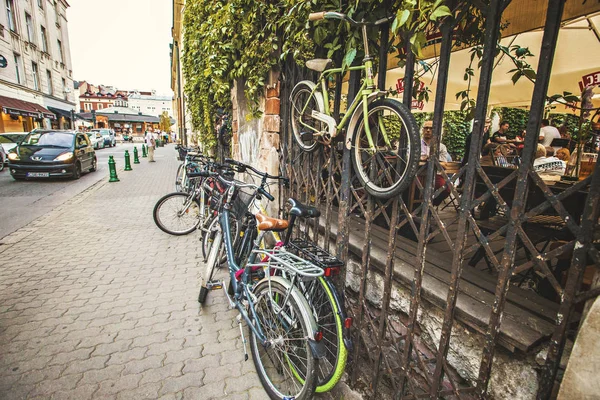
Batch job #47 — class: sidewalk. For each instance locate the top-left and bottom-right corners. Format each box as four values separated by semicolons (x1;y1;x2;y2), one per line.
0;145;358;399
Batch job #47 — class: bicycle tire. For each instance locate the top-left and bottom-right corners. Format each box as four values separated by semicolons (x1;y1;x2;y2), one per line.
289;81;324;153
202;214;240;264
350;98;420;199
153;192;201;235
302;277;347;392
249;279;319;400
175;163;185;192
198;229;222;304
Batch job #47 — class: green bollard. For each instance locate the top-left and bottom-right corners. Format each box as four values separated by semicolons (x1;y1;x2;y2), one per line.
124;150;133;171
133;147;140;164
108;155;120;182
142;144;147;158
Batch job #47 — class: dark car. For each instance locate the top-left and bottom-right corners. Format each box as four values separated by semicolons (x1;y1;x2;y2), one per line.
8;130;97;180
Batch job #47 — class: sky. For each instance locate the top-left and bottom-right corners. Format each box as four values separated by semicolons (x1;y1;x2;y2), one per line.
68;0;173;95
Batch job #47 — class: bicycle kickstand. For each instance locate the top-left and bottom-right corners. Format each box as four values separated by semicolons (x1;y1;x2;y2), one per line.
237;314;249;361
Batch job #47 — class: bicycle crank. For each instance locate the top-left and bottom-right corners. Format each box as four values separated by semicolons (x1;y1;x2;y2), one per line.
206;280;223;290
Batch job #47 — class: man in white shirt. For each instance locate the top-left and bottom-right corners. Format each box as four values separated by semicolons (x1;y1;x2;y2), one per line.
420;120;451;162
539;119;561;149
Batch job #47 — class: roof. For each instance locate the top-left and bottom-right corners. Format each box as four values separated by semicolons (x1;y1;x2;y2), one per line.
128;93;173;101
95;106;139;115
77;112;159;123
0;95;56;120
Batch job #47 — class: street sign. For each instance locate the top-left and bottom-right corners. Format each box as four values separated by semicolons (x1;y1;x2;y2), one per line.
0;55;7;68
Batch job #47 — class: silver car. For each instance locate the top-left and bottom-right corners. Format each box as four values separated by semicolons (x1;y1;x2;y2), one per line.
0;132;28;169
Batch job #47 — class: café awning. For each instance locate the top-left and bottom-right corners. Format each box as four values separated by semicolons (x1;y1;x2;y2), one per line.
47;106;74;120
0;95;56;119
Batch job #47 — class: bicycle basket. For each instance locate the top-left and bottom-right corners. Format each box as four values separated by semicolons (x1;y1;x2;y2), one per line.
231;187;255;220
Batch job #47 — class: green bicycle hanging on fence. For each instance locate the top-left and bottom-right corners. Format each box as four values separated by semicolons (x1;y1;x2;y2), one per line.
290;11;421;199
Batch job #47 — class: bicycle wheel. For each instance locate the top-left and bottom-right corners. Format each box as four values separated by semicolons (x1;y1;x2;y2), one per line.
202;213;240;264
351;98;420;199
300;277;347;392
198;229;222;304
0;153;4;172
289;81;324;153
250;279;319;400
175;163;185;192
153;192;201;235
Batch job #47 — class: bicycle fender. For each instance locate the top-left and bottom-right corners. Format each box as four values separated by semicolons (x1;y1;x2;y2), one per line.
257;276;323;356
345;90;388;150
290;80;325;113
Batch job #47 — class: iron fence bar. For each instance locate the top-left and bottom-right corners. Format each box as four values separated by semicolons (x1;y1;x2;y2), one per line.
538;151;600;399
430;1;506;395
476;0;565;395
399;13;455;398
575;286;600;305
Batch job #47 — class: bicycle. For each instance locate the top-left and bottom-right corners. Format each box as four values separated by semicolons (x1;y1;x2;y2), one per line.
290;11;420;199
175;149;208;193
195;169;325;400
224;158;351;393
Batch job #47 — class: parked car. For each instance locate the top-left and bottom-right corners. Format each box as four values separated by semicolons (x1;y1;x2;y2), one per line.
92;128;116;147
0;132;28;155
86;131;105;150
8;130;97;180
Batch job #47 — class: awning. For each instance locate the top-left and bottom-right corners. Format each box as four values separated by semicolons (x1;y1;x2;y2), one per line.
48;106;73;120
0;95;56;119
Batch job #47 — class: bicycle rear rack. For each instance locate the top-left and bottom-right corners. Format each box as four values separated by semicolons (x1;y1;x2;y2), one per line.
247;249;324;278
287;238;344;272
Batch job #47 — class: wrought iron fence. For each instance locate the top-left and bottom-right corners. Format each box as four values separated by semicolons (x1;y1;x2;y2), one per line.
279;0;599;398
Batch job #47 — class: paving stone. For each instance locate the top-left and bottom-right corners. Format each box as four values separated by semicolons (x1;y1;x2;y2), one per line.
182;354;220;374
116;382;161;400
27;373;83;398
158;371;205;395
62;356;109;376
106;347;147;366
164;347;202;366
79;365;125;385
50;384;98;400
49;348;94;366
145;339;184;357
180;380;225;399
139;363;184;385
122;355;165;375
95;374;142;397
90;339;133;356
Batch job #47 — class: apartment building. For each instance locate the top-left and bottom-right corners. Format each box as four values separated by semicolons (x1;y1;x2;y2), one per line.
0;0;75;132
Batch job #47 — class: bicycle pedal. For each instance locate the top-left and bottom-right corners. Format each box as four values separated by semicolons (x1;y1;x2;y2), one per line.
206;280;223;290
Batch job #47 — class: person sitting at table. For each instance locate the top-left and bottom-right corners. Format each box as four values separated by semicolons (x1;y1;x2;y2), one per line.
461;117;491;167
539;119;561;149
419;120;451;206
533;144;566;178
491;121;510;144
556;147;570;162
480;143;498;166
420;120;451;162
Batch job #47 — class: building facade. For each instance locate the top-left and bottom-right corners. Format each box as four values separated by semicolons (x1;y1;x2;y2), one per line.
170;0;192;145
127;90;172;118
0;0;76;132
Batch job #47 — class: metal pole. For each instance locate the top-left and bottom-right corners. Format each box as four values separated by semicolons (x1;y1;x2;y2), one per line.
429;0;505;396
476;0;565;396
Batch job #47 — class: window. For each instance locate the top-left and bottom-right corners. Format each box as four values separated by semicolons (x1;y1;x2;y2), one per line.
40;26;48;52
97;103;103;109
13;53;21;84
32;62;39;90
25;12;34;42
84;103;92;111
6;0;16;32
57;39;64;63
46;69;52;95
136;124;142;132
61;78;66;99
37;0;43;9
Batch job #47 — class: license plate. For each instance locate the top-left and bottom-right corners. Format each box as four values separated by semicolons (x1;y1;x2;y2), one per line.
26;172;50;177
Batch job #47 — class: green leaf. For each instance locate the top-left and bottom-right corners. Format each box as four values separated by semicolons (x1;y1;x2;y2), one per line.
430;5;452;21
396;9;410;30
342;47;357;69
511;70;523;85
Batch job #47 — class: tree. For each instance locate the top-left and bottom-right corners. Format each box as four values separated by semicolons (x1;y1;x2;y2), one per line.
159;111;171;132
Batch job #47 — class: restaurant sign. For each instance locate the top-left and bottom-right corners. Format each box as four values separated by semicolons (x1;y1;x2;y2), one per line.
2;106;40;118
395;79;425;110
578;71;600;92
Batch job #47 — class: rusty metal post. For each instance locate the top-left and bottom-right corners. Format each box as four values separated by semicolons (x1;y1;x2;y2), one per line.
399;13;455;397
429;0;505;396
476;0;566;396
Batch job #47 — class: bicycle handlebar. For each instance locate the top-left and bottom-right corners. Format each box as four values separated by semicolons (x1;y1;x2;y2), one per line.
308;11;393;27
224;158;288;183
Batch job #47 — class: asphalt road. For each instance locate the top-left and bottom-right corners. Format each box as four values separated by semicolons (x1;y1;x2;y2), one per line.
0;142;147;240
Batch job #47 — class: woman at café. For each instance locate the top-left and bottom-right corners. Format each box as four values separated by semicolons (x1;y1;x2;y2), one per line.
533;144;566;179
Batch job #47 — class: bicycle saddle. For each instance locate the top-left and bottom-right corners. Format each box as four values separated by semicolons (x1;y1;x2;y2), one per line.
255;213;289;232
305;58;332;72
287;198;321;218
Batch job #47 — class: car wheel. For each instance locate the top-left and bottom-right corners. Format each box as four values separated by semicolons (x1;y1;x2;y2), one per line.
72;162;82;180
0;154;4;172
90;157;97;172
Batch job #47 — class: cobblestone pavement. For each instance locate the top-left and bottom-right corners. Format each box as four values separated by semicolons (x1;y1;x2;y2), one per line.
0;145;360;400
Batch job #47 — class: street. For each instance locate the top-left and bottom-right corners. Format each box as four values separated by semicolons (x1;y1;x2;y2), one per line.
0;143;147;240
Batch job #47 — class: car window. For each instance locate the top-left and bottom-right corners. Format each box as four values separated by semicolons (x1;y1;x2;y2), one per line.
76;134;89;147
0;134;27;144
23;132;73;147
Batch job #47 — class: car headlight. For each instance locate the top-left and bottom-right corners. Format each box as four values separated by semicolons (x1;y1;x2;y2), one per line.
7;152;20;161
54;152;74;161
